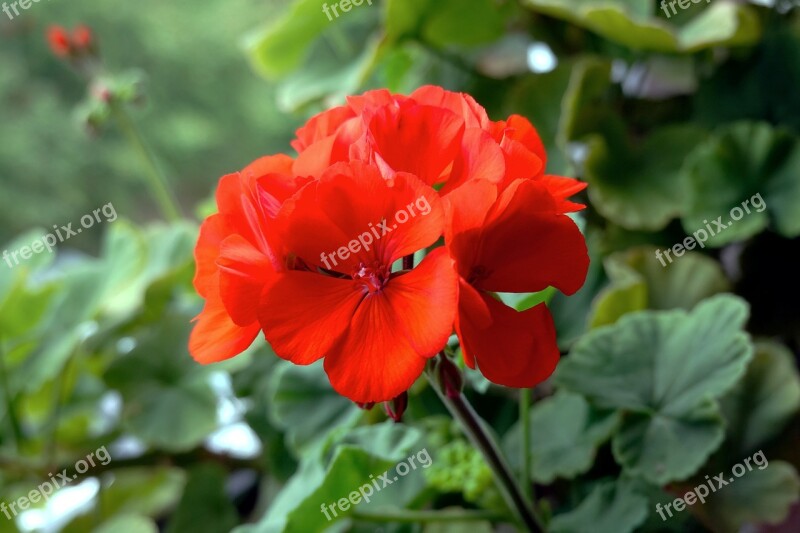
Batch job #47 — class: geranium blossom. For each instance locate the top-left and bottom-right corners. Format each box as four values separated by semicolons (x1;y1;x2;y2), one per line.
189;85;589;403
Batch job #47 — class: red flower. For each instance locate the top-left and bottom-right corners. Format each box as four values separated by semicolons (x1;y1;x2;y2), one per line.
72;25;94;50
292;86;508;195
189;85;589;402
47;26;72;57
189;155;308;363
258;161;458;403
445;177;589;388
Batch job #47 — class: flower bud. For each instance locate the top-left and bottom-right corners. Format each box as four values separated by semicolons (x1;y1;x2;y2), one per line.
72;25;94;51
47;26;72;58
436;355;463;398
384;392;408;422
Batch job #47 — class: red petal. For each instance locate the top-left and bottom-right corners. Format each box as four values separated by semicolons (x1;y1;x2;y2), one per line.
355;102;465;186
443;179;498;279
291;105;355;153
475;180;589;295
323;250;457;403
539;175;587;213
259;271;365;365
457;286;559;388
410;85;490;129
383;248;458;354
189;277;260;364
194;214;232;298
217;235;274;326
278;161;444;272
439;128;506;196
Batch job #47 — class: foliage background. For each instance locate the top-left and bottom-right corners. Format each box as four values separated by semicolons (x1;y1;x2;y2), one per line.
1;0;799;532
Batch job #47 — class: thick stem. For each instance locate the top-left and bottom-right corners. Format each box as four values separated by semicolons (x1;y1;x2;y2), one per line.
425;360;545;532
109;101;182;222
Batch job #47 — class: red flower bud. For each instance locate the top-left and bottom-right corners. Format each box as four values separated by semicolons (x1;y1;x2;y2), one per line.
72;25;94;51
47;26;72;57
383;392;408;422
436;355;463;398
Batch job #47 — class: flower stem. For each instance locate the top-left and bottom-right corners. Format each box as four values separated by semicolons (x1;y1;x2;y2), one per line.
109;100;182;222
0;339;23;451
425;357;545;532
520;387;533;504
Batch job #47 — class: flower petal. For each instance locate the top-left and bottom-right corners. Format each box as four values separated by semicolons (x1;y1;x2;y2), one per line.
439;128;506;196
194;213;233;298
278;161;444;273
217;235;274;326
457;288;559;388
354;101;465;186
383;247;458;354
259;271;365;365
410;85;490;129
189;276;260;364
474;180;589;295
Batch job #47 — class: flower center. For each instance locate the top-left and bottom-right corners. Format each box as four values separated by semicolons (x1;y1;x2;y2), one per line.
467;265;491;285
352;261;391;293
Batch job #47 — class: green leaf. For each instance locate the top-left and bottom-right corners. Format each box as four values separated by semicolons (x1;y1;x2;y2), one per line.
63;468;185;533
583;123;708;231
236;423;424;533
559;59;707;230
699;460;800;533
166;464;238;533
720;341;800;454
503;391;620;483
612;401;725;486
590;246;730;328
104;314;219;452
94;515;158;533
268;361;361;455
695;26;800;133
556;295;754;483
521;0;760;53
385;0;508;47
681;122;800;246
244;0;334;80
550;478;648;533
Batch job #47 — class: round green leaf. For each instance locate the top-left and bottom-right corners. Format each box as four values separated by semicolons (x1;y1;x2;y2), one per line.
556;295;754;483
503;391;620;483
681;122;800;246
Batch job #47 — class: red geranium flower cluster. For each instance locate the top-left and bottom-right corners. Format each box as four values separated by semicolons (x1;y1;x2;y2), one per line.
190;86;589;403
47;25;95;58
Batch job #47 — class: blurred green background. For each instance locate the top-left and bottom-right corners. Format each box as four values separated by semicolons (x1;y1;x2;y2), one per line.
2;0;800;532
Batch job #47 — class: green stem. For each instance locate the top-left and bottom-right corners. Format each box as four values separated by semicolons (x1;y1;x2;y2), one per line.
109;101;182;222
352;509;504;524
0;340;24;450
520;388;533;505
47;347;79;469
425;359;546;532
